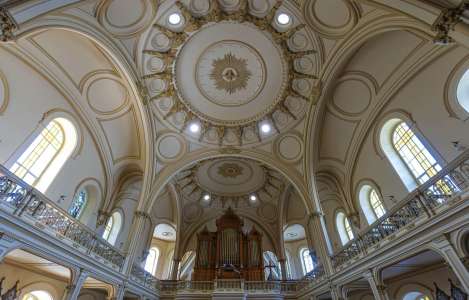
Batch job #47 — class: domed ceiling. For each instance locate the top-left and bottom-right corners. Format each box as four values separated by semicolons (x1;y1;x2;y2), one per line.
171;157;289;231
143;0;319;146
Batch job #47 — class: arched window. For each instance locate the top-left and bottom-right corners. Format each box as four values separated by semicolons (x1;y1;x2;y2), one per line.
457;69;469;113
22;291;54;300
263;251;280;280
402;292;430;300
336;212;354;245
144;247;160;276
392;122;442;185
68;190;87;218
9;118;77;193
102;211;122;245
359;185;386;224
300;248;314;275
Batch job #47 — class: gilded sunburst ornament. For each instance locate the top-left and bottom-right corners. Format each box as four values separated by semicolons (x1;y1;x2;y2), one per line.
210;53;252;94
217;163;244;178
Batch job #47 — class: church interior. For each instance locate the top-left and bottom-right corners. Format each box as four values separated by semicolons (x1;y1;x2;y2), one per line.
0;0;468;299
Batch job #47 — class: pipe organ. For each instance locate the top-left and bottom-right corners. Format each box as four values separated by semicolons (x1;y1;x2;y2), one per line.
192;208;264;281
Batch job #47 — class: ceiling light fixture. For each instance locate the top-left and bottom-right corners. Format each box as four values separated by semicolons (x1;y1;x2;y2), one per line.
203;194;211;201
277;13;291;25
189;122;200;133
168;13;182;25
249;194;257;201
261;123;271;133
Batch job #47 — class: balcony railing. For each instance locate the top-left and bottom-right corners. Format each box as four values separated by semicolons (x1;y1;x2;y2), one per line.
331;150;469;270
0;165;125;269
130;263;159;290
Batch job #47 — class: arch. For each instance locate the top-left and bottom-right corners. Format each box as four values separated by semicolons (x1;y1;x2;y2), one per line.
336;211;353;245
19;283;60;300
394;283;434;300
8;117;78;192
103;211;123;245
144;247;160;276
457;68;469;114
357;181;386;224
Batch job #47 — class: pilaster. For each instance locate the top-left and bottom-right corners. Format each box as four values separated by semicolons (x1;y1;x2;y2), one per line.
122;211;152;275
363;269;390;300
431;235;469;293
170;258;181;280
307;212;333;275
63;269;88;300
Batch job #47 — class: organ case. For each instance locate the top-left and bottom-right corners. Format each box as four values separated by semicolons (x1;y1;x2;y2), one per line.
192;208;264;281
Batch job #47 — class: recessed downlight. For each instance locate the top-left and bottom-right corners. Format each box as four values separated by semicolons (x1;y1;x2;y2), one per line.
261;123;271;133
203;194;211;201
250;194;257;201
277;13;291;25
189;122;200;133
168;13;182;25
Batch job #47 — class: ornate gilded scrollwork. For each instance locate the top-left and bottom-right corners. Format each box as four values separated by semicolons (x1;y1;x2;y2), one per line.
142;0;320;145
432;1;469;45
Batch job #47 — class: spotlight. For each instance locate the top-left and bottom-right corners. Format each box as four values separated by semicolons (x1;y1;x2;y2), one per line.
189;122;200;133
277;13;291;25
168;13;182;25
261;123;271;133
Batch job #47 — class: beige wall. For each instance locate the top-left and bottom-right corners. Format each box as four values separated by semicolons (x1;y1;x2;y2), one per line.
0;262;68;300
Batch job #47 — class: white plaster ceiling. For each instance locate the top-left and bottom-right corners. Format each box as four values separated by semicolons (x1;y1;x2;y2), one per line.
5;249;70;280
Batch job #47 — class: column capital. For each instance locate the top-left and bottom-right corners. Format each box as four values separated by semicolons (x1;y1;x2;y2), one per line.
0;7;17;43
134;210;151;219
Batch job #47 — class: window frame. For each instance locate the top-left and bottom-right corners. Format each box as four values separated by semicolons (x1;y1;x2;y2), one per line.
144;247;160;276
10;120;65;187
300;248;314;275
68;189;88;219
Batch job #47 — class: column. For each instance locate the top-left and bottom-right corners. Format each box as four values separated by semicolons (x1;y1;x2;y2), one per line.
306;212;333;275
278;258;287;280
363;269;390;300
432;236;469;293
122;211;152;274
170;258;180;280
63;269;88;300
330;285;344;300
112;284;125;300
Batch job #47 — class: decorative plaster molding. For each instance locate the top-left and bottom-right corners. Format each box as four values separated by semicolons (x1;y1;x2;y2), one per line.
432;1;469;45
0;7;17;42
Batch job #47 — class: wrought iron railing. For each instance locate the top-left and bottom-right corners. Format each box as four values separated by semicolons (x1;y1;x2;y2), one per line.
130;263;159;290
331;150;469;270
0;165;125;269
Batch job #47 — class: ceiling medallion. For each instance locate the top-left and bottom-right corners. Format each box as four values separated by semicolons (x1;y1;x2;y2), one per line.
210;52;252;95
217;162;244;178
143;0;321;146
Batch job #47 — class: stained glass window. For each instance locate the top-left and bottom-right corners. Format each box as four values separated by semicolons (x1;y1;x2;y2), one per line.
392;122;442;184
69;190;87;218
369;189;386;219
301;249;314;274
10;121;64;186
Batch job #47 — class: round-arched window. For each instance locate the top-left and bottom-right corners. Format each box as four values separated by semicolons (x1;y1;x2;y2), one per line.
457;69;469;113
22;291;54;300
403;291;430;300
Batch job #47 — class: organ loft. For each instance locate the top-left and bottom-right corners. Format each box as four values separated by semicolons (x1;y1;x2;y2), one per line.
192;208;264;281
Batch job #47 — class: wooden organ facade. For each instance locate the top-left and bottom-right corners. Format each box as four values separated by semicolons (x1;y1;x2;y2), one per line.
192;208;264;281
